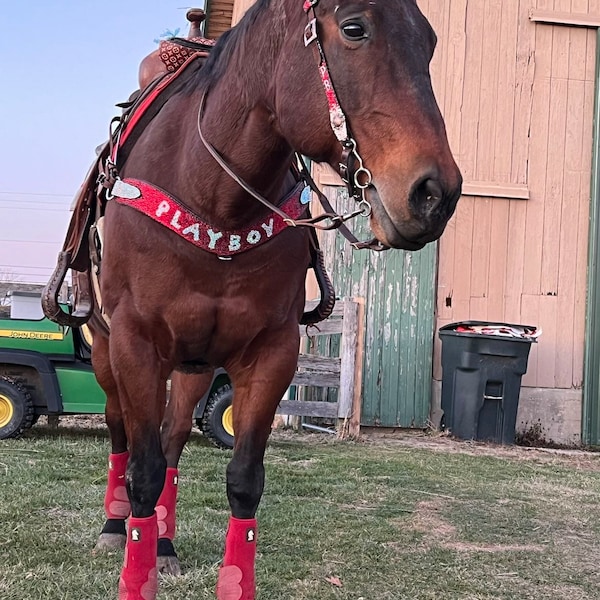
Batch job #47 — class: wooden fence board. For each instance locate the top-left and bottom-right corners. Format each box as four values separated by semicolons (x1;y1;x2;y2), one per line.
278;400;338;418
277;298;363;435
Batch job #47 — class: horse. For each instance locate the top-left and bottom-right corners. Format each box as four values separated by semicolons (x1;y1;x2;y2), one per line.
50;1;462;598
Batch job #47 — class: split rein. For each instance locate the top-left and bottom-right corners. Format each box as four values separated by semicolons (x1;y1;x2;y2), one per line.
196;0;388;252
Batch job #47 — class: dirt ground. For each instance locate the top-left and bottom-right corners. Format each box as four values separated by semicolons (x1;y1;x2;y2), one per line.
357;428;600;471
37;414;600;472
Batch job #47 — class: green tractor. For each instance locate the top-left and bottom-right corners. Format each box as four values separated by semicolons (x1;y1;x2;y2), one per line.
0;291;234;448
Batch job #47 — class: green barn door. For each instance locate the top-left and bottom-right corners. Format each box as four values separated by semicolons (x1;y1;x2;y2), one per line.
319;187;438;428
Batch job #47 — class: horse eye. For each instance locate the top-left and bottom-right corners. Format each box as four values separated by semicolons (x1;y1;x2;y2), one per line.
341;22;367;41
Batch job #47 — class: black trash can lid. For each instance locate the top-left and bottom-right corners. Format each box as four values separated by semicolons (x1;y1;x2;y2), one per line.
439;321;541;342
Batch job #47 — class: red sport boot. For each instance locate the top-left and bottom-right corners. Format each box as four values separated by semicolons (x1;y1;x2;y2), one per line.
118;513;158;600
216;516;257;600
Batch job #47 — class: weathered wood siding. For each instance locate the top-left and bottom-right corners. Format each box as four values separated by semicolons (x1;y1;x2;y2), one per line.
205;0;234;39
232;0;255;24
424;0;597;391
311;169;438;428
227;0;598;434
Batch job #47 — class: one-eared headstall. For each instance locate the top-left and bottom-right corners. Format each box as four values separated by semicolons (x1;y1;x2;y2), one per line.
112;178;311;257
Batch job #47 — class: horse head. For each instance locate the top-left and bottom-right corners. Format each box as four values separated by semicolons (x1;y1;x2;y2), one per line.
275;0;462;250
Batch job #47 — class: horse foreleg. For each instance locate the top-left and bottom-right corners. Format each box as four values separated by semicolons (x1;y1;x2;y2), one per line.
155;370;214;576
108;327;167;600
92;334;130;552
217;335;299;600
118;420;165;600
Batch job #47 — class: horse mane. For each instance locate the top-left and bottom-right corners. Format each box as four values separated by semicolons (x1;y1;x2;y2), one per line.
196;0;286;94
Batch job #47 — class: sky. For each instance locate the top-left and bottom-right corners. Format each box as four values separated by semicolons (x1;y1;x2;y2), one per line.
0;0;205;284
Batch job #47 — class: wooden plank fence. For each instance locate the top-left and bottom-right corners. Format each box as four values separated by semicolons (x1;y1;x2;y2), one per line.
276;297;365;437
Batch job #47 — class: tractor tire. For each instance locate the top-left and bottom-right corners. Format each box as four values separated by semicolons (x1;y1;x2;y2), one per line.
0;376;35;439
199;385;234;449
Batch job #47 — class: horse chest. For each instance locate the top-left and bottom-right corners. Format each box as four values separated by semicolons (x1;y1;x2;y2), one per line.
170;294;302;362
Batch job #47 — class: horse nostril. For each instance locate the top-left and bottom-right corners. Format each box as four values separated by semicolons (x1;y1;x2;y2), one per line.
410;177;444;216
423;179;443;204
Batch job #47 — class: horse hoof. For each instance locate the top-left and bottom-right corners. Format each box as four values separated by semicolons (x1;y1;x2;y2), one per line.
93;532;126;553
157;555;182;576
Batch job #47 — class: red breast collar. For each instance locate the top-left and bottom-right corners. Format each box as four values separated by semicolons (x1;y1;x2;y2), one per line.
111;178;310;257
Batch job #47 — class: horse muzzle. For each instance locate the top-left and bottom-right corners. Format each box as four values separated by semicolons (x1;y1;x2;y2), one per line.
366;174;462;250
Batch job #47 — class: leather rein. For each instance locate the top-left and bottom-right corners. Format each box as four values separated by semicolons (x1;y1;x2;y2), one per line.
196;0;388;252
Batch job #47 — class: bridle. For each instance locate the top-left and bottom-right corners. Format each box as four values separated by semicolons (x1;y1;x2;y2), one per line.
302;0;373;207
196;0;388;251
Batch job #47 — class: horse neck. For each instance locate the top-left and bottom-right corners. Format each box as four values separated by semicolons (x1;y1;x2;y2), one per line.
178;5;297;227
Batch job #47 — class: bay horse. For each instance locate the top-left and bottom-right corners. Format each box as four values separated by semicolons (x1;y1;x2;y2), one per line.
52;1;462;598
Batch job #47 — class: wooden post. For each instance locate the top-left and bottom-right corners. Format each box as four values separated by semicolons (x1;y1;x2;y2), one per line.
337;299;359;423
348;298;365;438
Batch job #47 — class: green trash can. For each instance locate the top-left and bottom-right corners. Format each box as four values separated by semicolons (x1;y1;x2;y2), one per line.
438;322;538;444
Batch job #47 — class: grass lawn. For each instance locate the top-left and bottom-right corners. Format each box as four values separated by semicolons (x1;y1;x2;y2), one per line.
1;420;599;599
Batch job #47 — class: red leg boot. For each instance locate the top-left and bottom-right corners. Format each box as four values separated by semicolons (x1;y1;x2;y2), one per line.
104;452;131;519
156;467;178;541
216;517;257;600
155;467;181;575
118;513;158;600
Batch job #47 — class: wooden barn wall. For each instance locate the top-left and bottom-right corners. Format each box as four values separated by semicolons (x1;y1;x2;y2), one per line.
205;0;234;39
421;0;597;391
227;0;597;400
232;0;254;24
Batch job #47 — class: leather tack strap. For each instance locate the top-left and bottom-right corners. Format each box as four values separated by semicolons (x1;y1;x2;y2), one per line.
295;155;389;252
